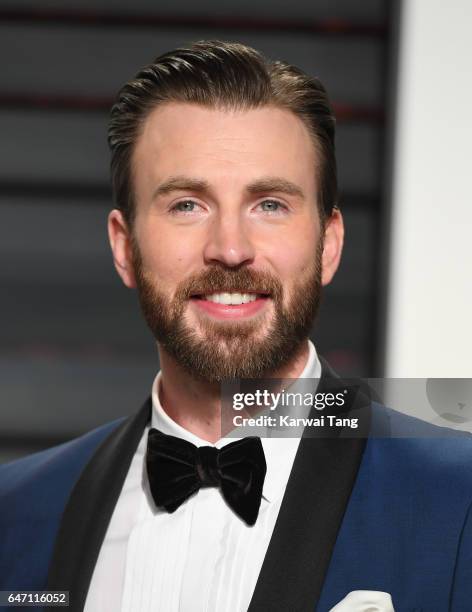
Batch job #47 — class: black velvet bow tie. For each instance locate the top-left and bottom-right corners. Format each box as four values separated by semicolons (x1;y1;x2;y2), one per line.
146;428;267;526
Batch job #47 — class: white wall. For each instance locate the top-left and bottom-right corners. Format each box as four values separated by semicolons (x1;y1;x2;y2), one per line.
385;0;472;377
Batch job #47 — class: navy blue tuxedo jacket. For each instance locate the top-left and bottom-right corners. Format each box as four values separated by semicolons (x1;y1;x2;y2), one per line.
1;360;472;612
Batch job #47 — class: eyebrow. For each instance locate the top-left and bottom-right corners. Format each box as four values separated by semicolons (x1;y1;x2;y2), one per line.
152;176;209;199
246;177;305;199
151;175;305;200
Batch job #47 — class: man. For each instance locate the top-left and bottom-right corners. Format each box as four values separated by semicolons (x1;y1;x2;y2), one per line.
1;40;472;612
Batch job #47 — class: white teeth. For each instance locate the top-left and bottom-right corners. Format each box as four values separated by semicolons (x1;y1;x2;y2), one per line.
204;292;258;305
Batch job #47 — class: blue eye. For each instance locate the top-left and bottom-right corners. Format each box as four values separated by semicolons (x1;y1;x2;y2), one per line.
171;200;199;213
259;200;285;213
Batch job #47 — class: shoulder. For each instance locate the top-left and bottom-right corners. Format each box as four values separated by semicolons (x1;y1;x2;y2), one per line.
373;402;472;438
366;403;472;496
0;417;125;521
372;401;472;447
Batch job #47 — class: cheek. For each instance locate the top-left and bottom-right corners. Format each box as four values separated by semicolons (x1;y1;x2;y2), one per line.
265;220;319;275
264;239;318;307
136;224;198;288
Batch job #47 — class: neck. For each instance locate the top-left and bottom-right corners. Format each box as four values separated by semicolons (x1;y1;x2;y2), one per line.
156;339;310;444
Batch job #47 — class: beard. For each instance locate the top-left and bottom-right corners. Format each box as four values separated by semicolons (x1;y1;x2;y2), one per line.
131;239;324;383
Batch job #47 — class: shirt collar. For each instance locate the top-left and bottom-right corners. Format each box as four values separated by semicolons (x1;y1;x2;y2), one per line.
150;339;322;504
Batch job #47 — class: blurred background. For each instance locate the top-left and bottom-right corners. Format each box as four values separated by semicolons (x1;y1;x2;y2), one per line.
1;0;471;462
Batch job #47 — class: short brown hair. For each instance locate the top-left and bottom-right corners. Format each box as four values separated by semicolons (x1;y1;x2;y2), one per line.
108;40;337;227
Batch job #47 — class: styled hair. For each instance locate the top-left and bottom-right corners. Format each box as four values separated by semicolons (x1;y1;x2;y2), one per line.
107;40;337;227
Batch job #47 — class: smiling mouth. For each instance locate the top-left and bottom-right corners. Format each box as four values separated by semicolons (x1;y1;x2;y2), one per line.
190;292;270;305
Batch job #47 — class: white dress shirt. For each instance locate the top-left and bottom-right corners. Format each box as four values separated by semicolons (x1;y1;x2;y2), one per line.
84;339;321;612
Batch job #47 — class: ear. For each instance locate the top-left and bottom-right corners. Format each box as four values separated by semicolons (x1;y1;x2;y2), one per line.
321;207;344;286
107;209;137;288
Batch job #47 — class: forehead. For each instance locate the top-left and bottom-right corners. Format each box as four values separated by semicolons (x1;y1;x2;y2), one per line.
132;102;318;194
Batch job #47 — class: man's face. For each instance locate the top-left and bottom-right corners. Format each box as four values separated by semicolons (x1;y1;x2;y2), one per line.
110;103;342;382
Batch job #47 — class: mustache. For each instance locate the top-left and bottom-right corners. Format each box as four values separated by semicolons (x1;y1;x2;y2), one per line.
175;266;283;300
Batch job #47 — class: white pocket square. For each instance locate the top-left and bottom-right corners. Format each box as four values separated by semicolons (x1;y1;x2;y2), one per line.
328;590;395;611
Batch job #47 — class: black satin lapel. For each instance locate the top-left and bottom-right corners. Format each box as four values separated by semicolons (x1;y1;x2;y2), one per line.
46;397;152;612
247;358;370;612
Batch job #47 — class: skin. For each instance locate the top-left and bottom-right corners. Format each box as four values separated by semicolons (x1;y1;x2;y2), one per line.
108;102;344;442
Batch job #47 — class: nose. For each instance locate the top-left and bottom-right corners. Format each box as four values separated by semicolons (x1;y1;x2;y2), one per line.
203;212;256;268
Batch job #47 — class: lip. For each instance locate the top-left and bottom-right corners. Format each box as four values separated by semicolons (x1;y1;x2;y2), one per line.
189;295;270;320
